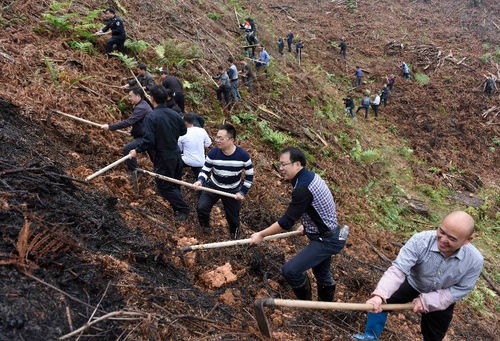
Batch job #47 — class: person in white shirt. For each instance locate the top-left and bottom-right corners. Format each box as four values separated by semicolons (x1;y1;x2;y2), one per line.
178;113;212;177
371;94;381;118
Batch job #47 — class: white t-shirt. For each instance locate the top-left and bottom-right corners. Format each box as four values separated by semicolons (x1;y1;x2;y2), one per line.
373;95;381;105
178;127;212;167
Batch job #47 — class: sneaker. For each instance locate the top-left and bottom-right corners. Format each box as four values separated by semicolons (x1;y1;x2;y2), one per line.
175;211;189;222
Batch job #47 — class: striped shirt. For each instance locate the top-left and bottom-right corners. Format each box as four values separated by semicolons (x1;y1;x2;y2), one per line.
198;146;254;195
373;230;483;312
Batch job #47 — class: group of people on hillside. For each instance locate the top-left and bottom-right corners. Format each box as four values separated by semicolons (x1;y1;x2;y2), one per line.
344;75;393;120
94;8;485;341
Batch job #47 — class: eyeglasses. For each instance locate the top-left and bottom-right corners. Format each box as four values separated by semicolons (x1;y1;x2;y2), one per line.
215;136;230;141
278;161;294;168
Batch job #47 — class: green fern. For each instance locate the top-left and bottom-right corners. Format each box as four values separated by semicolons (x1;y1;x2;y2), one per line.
125;39;150;54
258;120;293;150
68;40;97;55
109;52;138;68
155;39;202;68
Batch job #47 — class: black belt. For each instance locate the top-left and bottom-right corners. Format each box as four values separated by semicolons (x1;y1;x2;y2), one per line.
307;230;335;238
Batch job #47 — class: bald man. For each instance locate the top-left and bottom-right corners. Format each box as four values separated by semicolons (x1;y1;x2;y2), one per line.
353;211;483;341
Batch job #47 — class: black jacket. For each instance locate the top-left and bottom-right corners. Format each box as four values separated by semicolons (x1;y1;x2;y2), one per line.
109;99;152;138
136;104;187;159
162;76;183;93
101;15;126;39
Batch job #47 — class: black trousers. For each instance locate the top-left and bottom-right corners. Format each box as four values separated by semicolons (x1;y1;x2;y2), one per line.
216;86;231;107
106;36;125;54
197;187;241;233
387;279;455;341
155;155;190;214
174;92;185;113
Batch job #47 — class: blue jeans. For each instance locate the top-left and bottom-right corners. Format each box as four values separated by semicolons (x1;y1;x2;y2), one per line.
345;106;354;118
282;230;346;288
230;80;241;101
356;76;362;87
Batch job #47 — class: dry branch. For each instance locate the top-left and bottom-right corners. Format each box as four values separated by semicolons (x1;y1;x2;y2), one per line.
59;311;147;340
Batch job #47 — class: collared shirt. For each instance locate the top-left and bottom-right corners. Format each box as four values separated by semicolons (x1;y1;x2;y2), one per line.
393;230;483;302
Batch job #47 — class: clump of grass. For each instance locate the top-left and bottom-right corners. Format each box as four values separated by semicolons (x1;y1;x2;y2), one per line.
207;12;221;20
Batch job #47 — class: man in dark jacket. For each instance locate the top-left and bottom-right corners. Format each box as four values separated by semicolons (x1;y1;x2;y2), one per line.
136;64;156;92
339;37;347;61
250;147;347;302
102;87;152;175
95;8;126;54
286;31;294;53
160;69;185;113
130;85;190;221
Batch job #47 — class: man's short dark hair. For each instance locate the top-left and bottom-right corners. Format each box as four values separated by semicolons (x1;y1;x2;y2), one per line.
217;66;223;71
129;86;145;99
150;85;168;104
105;8;115;14
227;57;234;63
280;147;306;167
138;64;147;71
183;113;195;124
219;123;236;140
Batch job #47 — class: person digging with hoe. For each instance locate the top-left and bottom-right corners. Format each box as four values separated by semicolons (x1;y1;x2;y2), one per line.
250;147;348;302
353;211;483;341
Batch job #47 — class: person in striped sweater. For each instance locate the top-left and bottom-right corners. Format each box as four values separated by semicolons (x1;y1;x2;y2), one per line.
193;124;254;239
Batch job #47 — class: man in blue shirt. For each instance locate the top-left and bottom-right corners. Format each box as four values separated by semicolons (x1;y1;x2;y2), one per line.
355;66;363;87
255;46;270;74
250;147;347;302
353;211;483;341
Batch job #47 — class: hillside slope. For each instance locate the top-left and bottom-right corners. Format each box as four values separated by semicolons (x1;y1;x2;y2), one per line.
0;0;498;340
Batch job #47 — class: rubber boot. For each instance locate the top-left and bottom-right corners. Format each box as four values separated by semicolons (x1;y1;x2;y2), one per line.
317;281;336;302
352;312;388;340
198;216;211;234
292;277;312;301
